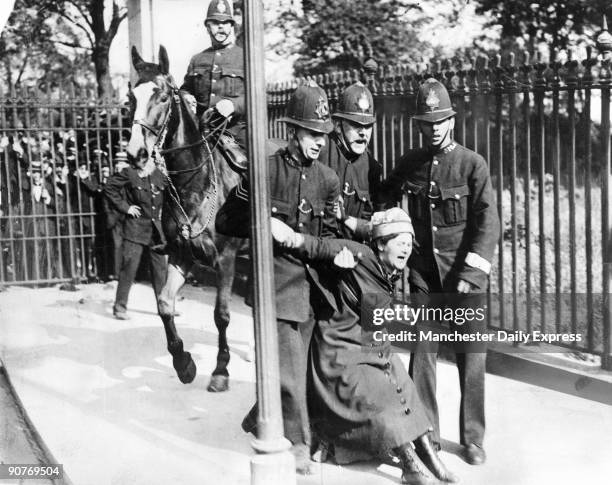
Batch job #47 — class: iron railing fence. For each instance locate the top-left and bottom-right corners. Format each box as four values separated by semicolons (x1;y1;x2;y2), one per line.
0;84;131;285
267;48;612;363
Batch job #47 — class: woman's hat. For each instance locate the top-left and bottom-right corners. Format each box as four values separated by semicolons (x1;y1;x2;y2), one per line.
371;207;414;240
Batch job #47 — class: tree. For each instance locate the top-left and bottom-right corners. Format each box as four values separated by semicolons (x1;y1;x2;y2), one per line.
474;0;610;56
272;0;431;75
1;0;127;98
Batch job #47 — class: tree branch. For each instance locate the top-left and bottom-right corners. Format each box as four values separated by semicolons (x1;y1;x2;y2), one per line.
65;0;94;31
55;11;95;48
52;39;93;51
108;3;128;42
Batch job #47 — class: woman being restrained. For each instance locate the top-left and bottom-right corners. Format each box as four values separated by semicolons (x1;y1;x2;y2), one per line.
270;207;458;485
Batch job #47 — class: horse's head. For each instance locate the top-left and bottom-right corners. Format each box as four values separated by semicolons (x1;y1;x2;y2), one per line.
127;45;177;163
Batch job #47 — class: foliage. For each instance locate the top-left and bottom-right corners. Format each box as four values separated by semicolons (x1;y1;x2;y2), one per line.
474;0;610;56
272;0;431;76
0;0;127;98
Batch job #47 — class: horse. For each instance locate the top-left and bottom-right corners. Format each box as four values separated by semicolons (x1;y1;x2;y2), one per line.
126;45;245;392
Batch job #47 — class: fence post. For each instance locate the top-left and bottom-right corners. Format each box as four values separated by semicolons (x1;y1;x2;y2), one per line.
597;16;612;370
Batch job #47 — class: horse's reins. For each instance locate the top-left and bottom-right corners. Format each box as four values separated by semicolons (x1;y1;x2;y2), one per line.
131;80;221;240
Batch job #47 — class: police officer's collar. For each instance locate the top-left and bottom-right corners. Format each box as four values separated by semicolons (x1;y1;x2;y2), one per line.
375;254;402;286
331;131;359;162
429;141;457;156
284;147;314;168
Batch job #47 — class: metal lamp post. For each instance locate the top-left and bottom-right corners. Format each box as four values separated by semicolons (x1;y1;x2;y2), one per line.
242;0;297;483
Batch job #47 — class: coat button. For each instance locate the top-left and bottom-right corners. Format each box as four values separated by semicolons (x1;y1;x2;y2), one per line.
272;207;277;213
407;189;412;194
152;205;155;210
298;222;304;228
400;397;407;405
378;351;384;358
430;203;436;209
455;193;461;199
396;387;402;393
433;160;439;165
301;174;306;179
212;79;217;83
432;226;438;232
404;407;410;415
430;181;436;186
433;248;440;254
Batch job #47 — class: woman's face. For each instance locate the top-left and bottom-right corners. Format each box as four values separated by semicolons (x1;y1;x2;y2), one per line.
378;232;413;272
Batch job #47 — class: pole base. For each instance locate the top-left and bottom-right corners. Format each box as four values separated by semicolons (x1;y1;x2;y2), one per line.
251;450;296;485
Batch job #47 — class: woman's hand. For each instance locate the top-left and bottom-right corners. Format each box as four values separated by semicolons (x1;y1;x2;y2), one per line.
271;217;297;247
333;247;360;269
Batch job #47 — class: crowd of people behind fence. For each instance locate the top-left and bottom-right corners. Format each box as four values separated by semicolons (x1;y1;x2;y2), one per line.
0;127;131;284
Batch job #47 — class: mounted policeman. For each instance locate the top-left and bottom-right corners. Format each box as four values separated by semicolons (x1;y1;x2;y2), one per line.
320;81;381;241
180;0;247;172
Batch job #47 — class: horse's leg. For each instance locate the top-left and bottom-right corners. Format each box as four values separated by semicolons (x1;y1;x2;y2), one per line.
207;240;239;392
158;261;196;384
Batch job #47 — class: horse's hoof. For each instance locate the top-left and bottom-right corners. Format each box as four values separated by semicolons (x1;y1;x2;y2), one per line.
207;374;229;392
173;352;197;384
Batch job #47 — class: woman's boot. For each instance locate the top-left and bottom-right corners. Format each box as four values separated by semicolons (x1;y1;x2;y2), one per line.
414;433;459;483
394;443;443;485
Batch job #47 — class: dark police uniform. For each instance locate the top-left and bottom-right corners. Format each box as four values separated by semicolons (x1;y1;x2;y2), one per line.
378;78;500;456
216;145;340;447
180;43;245;149
104;166;168;316
321;132;381;241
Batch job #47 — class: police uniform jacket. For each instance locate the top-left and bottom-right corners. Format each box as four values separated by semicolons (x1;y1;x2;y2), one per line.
181;44;245;120
379;143;499;292
216;147;340;322
320;132;382;241
104;166;168;246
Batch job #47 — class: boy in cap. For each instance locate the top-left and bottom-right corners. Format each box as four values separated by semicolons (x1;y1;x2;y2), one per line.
378;78;500;465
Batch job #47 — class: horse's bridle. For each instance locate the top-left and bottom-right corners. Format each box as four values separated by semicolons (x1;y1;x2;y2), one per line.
129;79;218;239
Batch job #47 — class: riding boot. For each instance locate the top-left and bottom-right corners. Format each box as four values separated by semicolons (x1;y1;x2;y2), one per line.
394;443;443;485
415;433;460;483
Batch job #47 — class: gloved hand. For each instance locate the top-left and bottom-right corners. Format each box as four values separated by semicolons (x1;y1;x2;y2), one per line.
215;99;235;118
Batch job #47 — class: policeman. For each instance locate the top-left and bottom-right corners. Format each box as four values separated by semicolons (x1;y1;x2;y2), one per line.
104;156;168;320
320;81;381;241
180;0;247;171
216;82;340;474
378;78;500;466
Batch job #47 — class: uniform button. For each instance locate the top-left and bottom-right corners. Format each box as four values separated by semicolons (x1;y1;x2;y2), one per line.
433;248;440;254
305;263;310;268
455;193;461;199
433;160;439;166
152;205;155;209
430;203;436;209
301;174;306;180
272;207;277;213
320;211;324;216
400;397;407;405
216;52;221;56
430;181;436;186
211;93;216;97
396;387;402;393
407;189;412;194
378;351;384;358
298;222;304;228
432;226;438;232
404;408;410;415
212;79;217;83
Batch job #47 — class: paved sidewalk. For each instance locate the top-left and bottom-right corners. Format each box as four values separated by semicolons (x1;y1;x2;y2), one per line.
0;283;610;485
